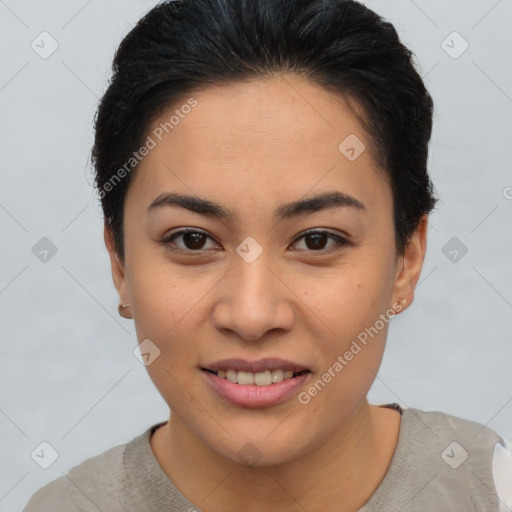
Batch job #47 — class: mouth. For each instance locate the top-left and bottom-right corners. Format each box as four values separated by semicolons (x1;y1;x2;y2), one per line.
200;358;312;408
202;368;310;386
201;357;311;386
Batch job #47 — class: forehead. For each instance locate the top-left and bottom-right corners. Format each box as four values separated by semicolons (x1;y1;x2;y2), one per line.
127;74;390;217
152;74;368;154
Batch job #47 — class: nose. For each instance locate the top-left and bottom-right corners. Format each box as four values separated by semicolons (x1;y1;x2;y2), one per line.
210;253;295;341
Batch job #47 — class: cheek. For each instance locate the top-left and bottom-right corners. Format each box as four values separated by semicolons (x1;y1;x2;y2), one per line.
303;259;394;387
300;319;391;420
304;258;393;336
125;258;205;361
126;263;209;412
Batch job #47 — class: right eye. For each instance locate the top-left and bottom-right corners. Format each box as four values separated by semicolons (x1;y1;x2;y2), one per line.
161;228;221;252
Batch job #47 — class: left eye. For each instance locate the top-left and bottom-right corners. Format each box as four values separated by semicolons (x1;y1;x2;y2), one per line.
291;229;349;253
161;228;349;253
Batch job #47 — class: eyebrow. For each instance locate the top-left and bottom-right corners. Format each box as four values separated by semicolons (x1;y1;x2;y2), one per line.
147;190;366;221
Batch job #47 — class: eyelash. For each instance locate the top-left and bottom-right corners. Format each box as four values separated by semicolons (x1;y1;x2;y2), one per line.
161;228;350;255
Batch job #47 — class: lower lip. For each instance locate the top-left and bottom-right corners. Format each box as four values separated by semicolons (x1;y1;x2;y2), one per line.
202;370;311;408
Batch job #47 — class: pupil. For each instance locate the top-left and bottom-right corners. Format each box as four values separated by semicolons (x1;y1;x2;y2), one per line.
184;232;205;249
306;233;326;250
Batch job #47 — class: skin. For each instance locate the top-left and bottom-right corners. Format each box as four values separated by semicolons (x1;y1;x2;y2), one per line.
105;73;428;512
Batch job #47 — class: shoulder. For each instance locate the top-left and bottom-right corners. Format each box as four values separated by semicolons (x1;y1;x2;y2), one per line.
362;405;511;512
23;436;135;512
405;406;499;437
402;407;510;508
402;406;503;453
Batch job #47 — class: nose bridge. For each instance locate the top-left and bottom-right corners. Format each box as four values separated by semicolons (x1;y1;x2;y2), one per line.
233;245;278;316
212;242;294;340
236;249;274;303
233;234;275;298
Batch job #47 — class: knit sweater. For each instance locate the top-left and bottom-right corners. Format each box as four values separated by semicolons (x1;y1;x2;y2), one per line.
23;404;512;511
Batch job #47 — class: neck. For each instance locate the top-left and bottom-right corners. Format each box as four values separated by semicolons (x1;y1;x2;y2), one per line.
151;400;400;512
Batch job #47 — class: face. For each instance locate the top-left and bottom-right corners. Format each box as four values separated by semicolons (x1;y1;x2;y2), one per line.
107;73;425;466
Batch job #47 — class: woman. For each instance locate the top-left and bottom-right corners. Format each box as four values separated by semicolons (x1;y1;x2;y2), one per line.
24;0;511;510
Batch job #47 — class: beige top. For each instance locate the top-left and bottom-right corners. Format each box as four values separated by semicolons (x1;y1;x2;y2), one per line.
23;404;508;511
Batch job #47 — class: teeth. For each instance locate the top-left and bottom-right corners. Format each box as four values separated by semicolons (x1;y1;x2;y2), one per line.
213;368;303;386
226;369;237;383
237;371;254;385
271;369;284;383
254;370;272;386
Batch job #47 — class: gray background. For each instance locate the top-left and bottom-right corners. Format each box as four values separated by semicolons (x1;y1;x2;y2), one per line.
1;0;511;509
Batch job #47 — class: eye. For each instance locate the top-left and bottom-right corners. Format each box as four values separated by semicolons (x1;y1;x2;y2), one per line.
161;228;350;254
290;229;350;254
161;228;220;252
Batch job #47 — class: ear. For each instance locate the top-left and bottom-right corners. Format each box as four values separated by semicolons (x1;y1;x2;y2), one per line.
392;214;429;313
104;222;129;305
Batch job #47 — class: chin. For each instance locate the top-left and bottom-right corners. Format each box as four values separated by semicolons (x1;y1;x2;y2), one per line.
200;421;315;468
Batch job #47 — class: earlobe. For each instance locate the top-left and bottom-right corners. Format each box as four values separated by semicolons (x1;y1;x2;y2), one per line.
392;214;429;312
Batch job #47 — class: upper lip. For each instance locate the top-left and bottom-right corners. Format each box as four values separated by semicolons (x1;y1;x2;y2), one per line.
202;358;310;373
